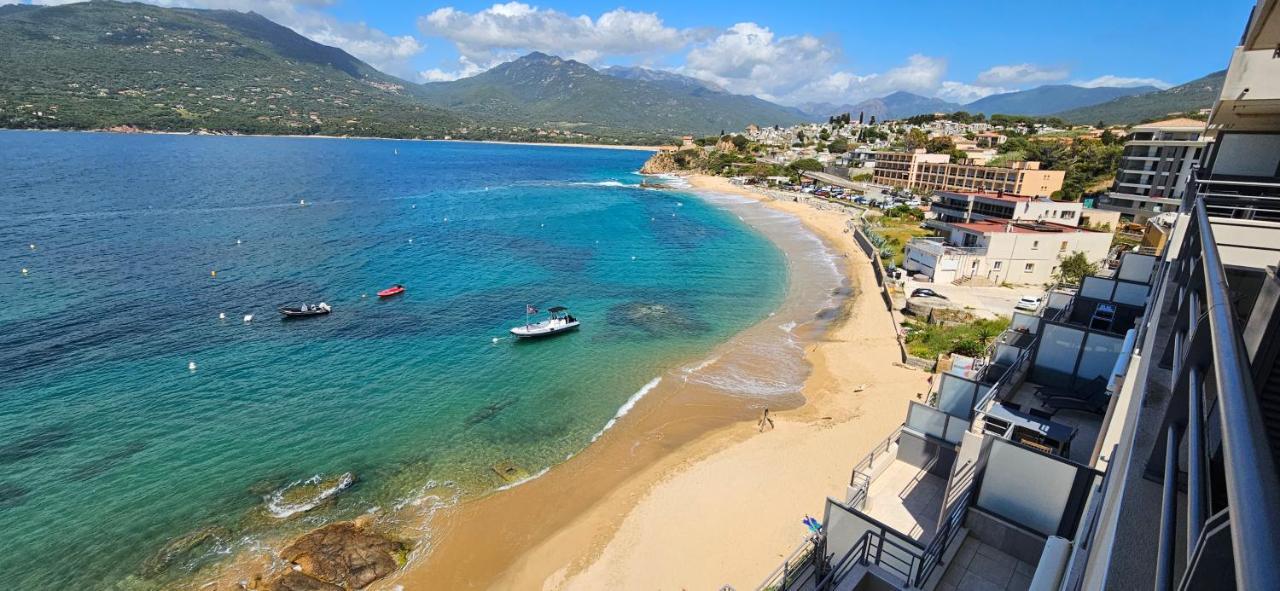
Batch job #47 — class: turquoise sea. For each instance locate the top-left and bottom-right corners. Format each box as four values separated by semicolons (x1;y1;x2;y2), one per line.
0;131;792;589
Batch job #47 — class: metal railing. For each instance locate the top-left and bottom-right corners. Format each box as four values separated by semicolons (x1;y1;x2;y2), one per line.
1184;169;1280;221
1155;199;1280;590
917;484;974;586
969;342;1036;434
755;533;825;591
906;237;988;257
814;505;927;589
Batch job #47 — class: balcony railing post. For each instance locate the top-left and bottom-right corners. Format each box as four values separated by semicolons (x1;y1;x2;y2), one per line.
1156;422;1181;591
1187;365;1206;557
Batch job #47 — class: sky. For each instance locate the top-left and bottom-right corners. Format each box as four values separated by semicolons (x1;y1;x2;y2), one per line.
11;0;1257;106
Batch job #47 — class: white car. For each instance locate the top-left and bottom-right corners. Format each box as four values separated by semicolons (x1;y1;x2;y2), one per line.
1015;295;1043;311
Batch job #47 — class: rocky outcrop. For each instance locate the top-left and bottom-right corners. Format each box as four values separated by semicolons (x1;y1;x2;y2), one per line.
639;150;680;174
268;521;407;591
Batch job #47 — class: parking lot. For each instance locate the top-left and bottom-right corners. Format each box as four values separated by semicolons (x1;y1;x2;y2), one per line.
901;279;1035;320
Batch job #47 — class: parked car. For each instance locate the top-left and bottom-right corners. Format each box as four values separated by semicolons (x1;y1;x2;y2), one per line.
910;288;948;299
1015;295;1043;311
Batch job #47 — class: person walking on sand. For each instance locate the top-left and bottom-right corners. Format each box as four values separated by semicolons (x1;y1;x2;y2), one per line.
758;407;775;432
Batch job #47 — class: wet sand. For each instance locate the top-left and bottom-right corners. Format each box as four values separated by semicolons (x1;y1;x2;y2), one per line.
378;174;926;590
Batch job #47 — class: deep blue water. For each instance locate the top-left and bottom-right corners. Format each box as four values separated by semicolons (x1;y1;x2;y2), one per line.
0;132;787;590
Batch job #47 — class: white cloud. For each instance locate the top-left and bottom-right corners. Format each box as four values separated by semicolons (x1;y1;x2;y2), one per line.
418;3;698;68
937;81;1008;103
28;0;424;76
681;22;946;105
975;63;1069;86
1074;75;1172;89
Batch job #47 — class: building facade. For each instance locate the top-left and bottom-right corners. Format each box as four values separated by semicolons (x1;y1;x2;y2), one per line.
873;149;1065;196
930;190;1084;225
870;149;948;187
903;220;1112;285
1096;118;1209;222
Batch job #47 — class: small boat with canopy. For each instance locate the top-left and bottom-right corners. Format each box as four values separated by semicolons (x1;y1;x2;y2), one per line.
510;305;579;338
279;302;331;318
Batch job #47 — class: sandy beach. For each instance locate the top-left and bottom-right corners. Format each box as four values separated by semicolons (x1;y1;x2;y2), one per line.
377;174;926;590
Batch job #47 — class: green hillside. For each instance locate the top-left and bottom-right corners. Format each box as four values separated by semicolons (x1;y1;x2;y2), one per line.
0;1;471;137
966;84;1158;116
417;52;812;141
1054;71;1225;125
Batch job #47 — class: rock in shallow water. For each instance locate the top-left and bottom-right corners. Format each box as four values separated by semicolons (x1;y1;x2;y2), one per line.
271;521;408;590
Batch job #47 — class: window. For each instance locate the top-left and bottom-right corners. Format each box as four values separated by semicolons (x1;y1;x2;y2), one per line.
1060;241;1069;251
993;261;1003;270
1024;263;1035;273
1032;240;1040;250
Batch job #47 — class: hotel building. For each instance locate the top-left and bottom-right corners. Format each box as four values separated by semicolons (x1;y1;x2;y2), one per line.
874;149;1065;197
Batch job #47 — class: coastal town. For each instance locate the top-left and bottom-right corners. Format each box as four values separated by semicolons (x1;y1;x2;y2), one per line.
3;2;1279;591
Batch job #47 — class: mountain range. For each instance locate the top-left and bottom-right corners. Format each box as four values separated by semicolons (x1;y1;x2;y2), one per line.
1054;70;1226;124
0;1;1224;142
417;53;810;140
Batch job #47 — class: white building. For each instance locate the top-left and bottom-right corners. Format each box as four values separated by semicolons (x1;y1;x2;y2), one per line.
1096;118;1208;222
903;219;1112;285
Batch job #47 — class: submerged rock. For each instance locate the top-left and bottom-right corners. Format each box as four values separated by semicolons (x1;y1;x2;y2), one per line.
140;524;230;576
268;572;343;591
265;472;356;519
606;301;709;337
271;521;408;590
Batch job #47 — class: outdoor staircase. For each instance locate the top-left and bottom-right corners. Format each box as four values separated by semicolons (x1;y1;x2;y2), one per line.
952;276;972;286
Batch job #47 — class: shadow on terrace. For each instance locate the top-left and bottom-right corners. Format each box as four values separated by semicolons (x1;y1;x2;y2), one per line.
757;252;1159;591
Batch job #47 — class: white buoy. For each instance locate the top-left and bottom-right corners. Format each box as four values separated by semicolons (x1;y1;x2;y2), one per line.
443;217;448;222
677;202;683;207
218;312;226;320
29;243;36;250
408;238;414;244
188;361;197;372
631;256;637;261
361;293;368;299
299;199;306;206
650;217;655;221
243;314;254;323
21;267;29;276
236;239;242;245
411;204;416;209
672;213;676;217
491;337;500;344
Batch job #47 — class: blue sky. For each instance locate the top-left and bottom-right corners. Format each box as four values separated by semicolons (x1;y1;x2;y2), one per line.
18;0;1256;105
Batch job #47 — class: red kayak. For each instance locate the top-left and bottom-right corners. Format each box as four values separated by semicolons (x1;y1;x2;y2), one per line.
377;284;405;298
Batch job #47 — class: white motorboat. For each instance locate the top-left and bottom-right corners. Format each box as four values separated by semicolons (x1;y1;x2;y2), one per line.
510;306;579;338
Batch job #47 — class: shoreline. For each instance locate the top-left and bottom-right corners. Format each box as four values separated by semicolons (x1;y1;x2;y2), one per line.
1;127;663;152
376;174;926;590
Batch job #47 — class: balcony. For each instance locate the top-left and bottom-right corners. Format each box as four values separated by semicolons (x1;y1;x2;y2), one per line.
1213;46;1280;130
1188;170;1280;221
907;237;987;258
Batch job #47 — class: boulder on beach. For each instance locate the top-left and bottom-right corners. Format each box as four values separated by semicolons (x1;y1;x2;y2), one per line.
271;521;408;590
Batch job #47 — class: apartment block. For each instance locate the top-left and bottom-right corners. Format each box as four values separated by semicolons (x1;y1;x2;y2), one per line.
1096;118;1209;222
873;149;1065;196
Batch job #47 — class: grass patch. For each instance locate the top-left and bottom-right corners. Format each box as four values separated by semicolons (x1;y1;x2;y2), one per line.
868;211;930;267
904;317;1010;359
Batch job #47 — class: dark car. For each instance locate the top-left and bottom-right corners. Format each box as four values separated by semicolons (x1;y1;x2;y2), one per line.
911;288;948;299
